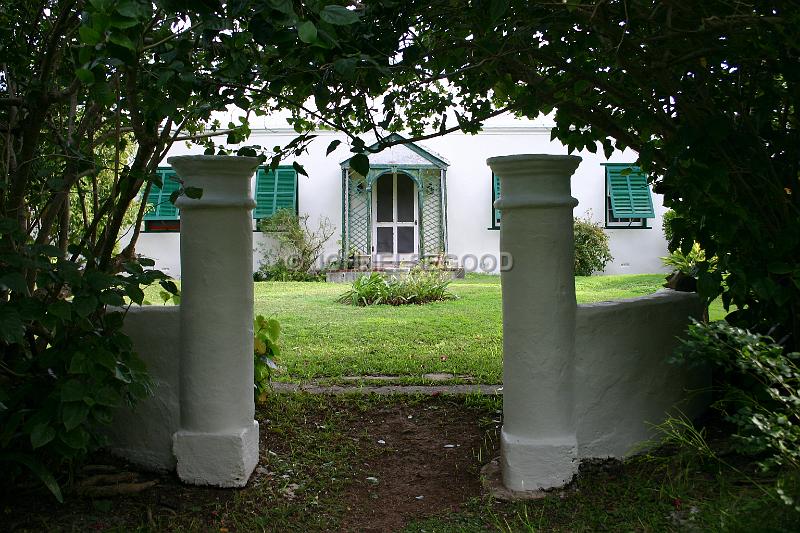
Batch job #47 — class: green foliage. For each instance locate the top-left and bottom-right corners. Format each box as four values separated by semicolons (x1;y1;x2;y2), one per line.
254;259;325;282
0;225;174;500
256;209;335;281
337;269;456;306
661;242;717;278
673;321;800;482
253;315;281;402
662;209;677;247
573;216;612;276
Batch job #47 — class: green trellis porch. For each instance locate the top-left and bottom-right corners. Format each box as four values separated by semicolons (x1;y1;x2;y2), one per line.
340;135;449;266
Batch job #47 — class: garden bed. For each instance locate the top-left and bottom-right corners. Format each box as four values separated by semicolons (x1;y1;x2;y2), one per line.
325;267;465;283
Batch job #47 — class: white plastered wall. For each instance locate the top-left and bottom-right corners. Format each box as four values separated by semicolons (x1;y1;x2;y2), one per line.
104;306;180;471
418;115;671;275
129;115;671;277
574;290;710;458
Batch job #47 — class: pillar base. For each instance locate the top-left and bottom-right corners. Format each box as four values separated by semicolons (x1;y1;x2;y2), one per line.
501;427;579;491
173;421;259;487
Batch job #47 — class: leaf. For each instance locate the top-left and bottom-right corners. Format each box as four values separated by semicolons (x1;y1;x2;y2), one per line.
334;57;357;79
292;161;308;177
114;365;132;383
266;318;281;343
320;5;360;25
60;427;90;450
350;153;370;177
75;68;95;84
78;25;102;45
108;33;136;51
30;424;56;449
0;306;25;344
0;452;63;502
72;294;98;318
184;186;203;199
297;20;317;43
62;402;90;431
61;380;86;402
94;386;121;408
0;272;26;292
47;300;71;321
489;0;509;23
99;290;124;307
326;139;341;155
125;285;145;305
159;279;179;295
254;337;267;355
69;352;88;374
268;0;294;14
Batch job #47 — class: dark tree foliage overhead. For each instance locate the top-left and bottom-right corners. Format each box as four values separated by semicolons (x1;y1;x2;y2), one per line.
353;0;800;345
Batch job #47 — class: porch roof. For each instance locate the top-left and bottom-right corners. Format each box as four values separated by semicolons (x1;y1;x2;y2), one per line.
339;133;449;170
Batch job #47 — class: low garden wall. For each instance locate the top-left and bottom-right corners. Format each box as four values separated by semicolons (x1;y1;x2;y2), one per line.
574;289;709;458
104;306;180;472
105;289;708;478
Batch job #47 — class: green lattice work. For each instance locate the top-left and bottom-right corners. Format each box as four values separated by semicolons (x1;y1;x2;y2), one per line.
345;166;446;260
347;170;370;255
420;169;444;257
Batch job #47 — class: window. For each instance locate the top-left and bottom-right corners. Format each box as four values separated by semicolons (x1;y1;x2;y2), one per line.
142;166;298;232
603;164;654;228
490;172;501;229
143;168;181;232
253;167;298;220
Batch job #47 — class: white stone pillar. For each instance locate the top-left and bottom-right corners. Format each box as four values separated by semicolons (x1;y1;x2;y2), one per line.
169;155;260;487
488;154;582;492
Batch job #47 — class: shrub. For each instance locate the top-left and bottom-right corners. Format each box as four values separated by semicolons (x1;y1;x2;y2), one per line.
0;234;170;501
337;269;456;306
256;209;334;281
573;216;613;276
672;321;800;475
662;209;677;247
253;315;280;402
255;258;326;282
661;242;716;278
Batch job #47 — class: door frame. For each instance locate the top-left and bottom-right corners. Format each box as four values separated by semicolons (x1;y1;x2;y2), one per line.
371;172;418;264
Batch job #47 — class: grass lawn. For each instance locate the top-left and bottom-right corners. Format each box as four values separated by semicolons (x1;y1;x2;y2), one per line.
253;273;690;384
148;272;727;384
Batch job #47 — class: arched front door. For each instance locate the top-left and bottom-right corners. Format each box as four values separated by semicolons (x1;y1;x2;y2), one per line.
372;172;418;264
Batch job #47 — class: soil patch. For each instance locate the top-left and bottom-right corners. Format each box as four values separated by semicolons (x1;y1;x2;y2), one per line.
1;394;501;532
338;400;489;532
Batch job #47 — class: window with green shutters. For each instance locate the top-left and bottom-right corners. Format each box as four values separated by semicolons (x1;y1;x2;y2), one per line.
604;163;654;228
253;167;298;220
142;166;298;232
143;169;181;231
490;172;501;229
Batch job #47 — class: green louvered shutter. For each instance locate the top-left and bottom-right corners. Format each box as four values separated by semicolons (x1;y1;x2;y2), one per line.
144;169;180;220
606;164;655;218
274;168;297;212
254;167;297;219
492;173;501;227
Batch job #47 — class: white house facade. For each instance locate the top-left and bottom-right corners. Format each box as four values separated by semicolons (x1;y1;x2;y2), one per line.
130;115;671;277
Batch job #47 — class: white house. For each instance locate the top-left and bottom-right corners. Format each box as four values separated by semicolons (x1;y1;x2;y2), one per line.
131;115;670;277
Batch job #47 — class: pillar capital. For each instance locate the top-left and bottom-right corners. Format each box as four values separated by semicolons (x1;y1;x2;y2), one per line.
487;154;580;210
169;155;259;210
